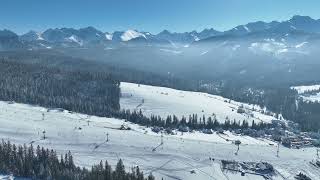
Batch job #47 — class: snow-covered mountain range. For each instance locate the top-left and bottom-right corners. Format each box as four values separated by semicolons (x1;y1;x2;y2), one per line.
1;15;320;50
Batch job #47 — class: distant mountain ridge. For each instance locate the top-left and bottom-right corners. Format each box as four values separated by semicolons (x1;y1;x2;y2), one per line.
1;15;320;50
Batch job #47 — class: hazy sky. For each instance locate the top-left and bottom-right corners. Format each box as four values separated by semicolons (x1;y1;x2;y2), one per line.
1;0;320;34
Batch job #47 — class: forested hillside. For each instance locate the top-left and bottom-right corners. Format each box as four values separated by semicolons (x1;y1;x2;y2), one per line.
0;58;120;117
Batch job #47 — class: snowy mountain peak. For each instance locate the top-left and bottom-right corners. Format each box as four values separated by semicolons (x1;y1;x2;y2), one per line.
65;35;83;46
121;30;147;41
105;33;113;40
20;30;44;41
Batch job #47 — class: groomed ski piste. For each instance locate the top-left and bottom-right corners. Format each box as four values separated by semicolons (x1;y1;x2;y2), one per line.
0;83;319;180
120;82;279;124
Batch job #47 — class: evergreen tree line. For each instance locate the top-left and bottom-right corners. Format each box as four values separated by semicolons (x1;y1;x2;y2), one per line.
116;110;270;132
0;140;155;180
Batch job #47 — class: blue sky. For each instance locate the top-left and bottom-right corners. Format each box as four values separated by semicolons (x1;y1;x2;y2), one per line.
1;0;320;34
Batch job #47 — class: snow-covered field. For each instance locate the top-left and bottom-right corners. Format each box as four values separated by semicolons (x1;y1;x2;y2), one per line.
292;84;320;102
0;101;319;180
291;85;320;94
302;93;320;102
0;175;14;180
120;82;278;124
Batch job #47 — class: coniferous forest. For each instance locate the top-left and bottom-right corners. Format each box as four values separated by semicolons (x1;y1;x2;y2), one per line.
0;140;155;180
0;59;121;117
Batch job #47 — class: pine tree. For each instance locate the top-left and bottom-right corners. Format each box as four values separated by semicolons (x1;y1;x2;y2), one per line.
115;159;126;180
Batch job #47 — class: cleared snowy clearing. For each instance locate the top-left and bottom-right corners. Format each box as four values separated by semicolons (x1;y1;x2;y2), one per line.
0;101;319;180
291;85;320;102
0;175;14;180
291;85;320;94
301;93;320;102
120;82;278;124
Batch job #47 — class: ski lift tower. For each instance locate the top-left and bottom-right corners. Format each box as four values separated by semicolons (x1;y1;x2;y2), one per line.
161;133;164;145
42;130;46;140
235;140;241;155
277;142;280;157
152;133;164;152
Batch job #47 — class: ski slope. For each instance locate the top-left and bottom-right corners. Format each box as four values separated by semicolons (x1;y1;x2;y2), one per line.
0;101;319;180
120;82;278;124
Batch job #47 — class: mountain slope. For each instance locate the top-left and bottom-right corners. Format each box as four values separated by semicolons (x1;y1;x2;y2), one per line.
0;29;23;50
0;99;318;180
120;82;278;123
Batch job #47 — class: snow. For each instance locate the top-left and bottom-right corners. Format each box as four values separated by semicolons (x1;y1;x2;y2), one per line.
232;44;241;51
277;48;288;54
291;85;320;102
0;100;319;180
200;51;209;56
66;35;83;46
0;175;14;180
105;33;113;41
295;42;308;48
249;40;308;59
191;34;200;41
159;49;182;54
120;82;278;124
291;85;320;94
243;25;250;32
290;25;297;30
37;43;51;49
121;30;146;41
104;47;114;50
301;93;320;102
239;70;247;74
36;32;44;41
249;42;286;54
168;40;177;48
